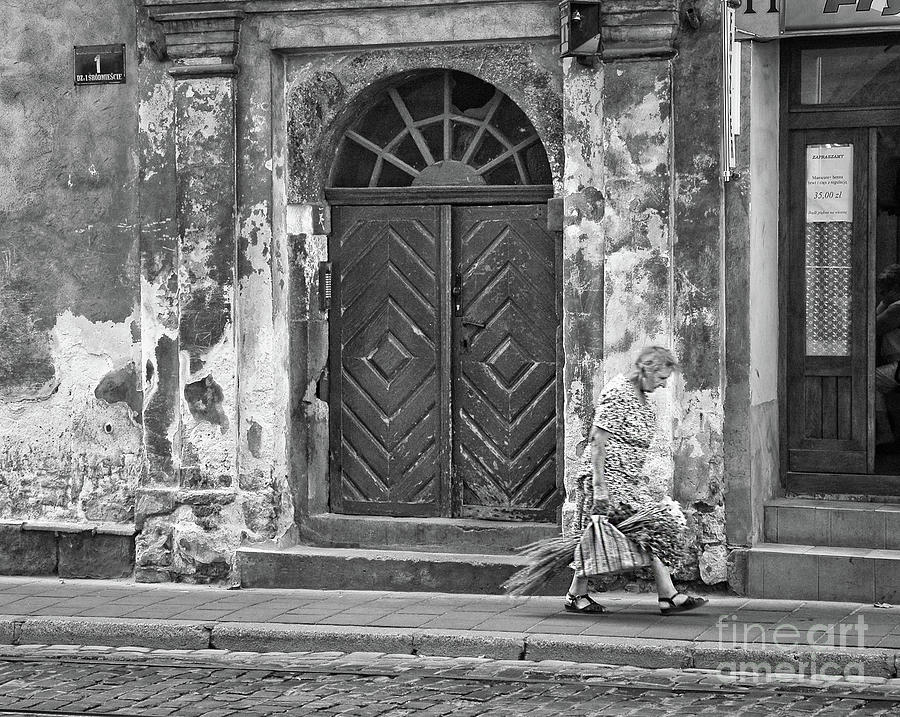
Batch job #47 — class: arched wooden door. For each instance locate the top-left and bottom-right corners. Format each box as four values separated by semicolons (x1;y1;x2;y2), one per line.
325;71;561;521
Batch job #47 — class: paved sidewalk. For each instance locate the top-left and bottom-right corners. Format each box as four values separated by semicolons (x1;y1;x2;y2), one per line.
0;576;898;675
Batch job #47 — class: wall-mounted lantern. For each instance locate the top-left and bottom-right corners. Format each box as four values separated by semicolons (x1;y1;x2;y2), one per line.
559;1;602;58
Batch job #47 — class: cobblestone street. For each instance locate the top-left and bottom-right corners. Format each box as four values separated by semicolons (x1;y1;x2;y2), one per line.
0;646;897;716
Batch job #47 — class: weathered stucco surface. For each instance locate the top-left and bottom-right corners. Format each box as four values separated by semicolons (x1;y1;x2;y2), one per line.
236;25;294;547
0;312;140;522
257;1;555;51
134;15;295;582
561;2;727;585
561;58;605;537
670;0;726;583
1;0;737;589
597;59;685;578
0;0;142;526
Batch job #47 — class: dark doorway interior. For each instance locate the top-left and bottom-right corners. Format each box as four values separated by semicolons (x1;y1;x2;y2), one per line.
873;127;900;473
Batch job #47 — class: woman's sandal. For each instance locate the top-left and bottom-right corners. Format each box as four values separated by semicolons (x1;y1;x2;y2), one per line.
564;593;607;614
658;593;708;615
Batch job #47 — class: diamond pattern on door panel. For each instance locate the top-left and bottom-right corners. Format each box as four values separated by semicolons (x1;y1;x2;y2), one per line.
332;206;442;516
454;206;560;522
367;332;413;383
485;336;530;389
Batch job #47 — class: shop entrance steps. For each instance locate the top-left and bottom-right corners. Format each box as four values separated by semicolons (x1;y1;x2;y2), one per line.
747;498;900;602
236;514;570;595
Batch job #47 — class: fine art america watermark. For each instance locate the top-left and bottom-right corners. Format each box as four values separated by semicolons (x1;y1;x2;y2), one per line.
715;613;870;679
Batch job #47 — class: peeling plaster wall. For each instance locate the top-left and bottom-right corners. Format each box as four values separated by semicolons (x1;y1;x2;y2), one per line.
598;60;684;571
670;0;727;584
285;204;330;518
134;11;284;584
561;59;605;536
134;15;296;583
0;0;142;525
562;3;728;586
1;0;738;588
236;22;293;546
0;313;140;522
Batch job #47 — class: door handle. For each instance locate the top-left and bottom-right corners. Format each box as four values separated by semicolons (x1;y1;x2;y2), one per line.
461;319;485;354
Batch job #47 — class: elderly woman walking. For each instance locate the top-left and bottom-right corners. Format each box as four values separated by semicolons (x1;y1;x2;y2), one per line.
565;346;709;615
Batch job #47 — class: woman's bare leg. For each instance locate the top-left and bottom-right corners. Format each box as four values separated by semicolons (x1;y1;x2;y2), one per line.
651;556;688;605
568;574;589;597
565;573;605;612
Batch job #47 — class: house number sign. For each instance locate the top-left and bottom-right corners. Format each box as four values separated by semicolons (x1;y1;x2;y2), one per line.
74;44;125;85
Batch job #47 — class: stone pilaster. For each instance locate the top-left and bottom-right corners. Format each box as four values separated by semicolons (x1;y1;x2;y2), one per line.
561;58;606;536
560;0;727;586
137;5;244;582
670;0;726;584
577;0;725;585
598;57;675;504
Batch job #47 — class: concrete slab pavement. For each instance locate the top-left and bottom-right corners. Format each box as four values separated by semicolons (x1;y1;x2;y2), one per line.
0;576;897;676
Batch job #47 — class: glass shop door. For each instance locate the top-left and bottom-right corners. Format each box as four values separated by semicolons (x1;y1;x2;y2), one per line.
782;36;900;493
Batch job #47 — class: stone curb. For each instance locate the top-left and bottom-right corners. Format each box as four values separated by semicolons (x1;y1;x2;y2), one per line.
523;634;695;669
0;615;896;678
0;616;210;650
212;623;412;655
687;640;898;679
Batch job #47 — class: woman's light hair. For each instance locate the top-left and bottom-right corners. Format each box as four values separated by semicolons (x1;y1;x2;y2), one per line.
628;345;678;380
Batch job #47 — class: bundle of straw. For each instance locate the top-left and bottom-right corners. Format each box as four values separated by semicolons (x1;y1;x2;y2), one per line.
501;533;581;596
615;500;685;568
501;502;673;596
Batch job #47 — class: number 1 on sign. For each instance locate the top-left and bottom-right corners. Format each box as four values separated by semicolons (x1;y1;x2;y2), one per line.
94;55;100;74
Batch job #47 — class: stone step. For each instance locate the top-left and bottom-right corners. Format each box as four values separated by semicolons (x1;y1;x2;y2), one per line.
747;542;900;602
237;544;571;595
763;499;900;549
297;513;559;554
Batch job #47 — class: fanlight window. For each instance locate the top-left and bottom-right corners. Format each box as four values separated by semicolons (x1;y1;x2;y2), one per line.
330;70;552;188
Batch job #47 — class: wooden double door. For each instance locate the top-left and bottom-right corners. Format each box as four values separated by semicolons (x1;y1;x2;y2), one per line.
328;203;561;520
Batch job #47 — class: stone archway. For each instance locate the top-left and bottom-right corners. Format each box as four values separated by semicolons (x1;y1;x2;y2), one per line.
327;69;552;189
282;46;565;521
